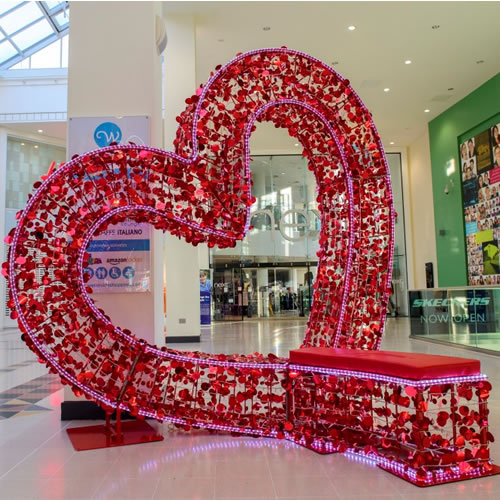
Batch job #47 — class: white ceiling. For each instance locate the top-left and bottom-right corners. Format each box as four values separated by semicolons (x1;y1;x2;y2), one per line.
4;121;66;141
163;1;500;149
6;2;500;151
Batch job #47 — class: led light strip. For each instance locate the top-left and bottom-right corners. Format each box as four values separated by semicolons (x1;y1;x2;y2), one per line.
288;363;487;387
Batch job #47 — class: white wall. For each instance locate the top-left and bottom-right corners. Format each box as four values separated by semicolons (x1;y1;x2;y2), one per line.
0;69;67;116
407;130;438;289
0;129;7;331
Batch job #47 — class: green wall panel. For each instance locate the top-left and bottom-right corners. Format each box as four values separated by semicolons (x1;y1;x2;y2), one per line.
428;73;500;286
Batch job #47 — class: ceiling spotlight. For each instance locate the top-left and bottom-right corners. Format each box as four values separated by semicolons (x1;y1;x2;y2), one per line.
294;143;299;147
424;109;430;113
38;129;43;133
390;141;395;145
20;142;25;146
432;25;440;29
404;60;412;65
348;25;356;31
383;88;390;92
281;172;285;175
262;26;271;31
34;145;39;148
476;60;484;64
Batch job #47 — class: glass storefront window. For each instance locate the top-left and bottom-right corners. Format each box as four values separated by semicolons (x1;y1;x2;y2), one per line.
211;152;409;320
387;153;409;316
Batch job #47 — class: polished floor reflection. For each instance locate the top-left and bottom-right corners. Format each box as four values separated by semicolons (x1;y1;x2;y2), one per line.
0;318;499;499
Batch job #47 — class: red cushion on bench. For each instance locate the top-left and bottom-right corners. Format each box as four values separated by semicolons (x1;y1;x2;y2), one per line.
289;347;481;380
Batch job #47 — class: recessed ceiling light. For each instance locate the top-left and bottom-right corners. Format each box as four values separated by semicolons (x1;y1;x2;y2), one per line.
34;145;39;148
404;60;412;65
281;172;285;175
432;25;440;29
331;61;339;66
217;38;224;42
383;88;390;92
476;60;484;64
424;109;430;113
20;142;25;146
38;129;43;133
263;26;271;31
448;87;454;91
294;143;299;147
390;141;395;145
348;25;356;31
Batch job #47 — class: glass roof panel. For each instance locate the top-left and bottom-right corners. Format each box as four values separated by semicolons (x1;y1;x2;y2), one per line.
0;2;42;35
0;1;69;69
0;2;23;17
42;1;65;11
0;38;16;63
30;36;59;67
11;17;52;50
53;9;68;29
61;32;67;64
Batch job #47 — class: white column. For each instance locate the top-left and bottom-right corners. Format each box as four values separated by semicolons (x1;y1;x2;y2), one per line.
292;268;299;291
64;2;164;406
163;15;201;341
257;268;269;317
0;129;7;330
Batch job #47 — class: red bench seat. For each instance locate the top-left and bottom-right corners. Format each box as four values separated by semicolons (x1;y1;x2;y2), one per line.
289;347;481;380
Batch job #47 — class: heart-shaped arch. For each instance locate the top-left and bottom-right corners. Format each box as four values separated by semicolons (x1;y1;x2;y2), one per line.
4;48;394;435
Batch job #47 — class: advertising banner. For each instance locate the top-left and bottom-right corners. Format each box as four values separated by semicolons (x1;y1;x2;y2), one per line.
68;116;150;155
409;289;495;336
68;116;151;293
461;117;500;285
85;221;151;293
200;269;212;325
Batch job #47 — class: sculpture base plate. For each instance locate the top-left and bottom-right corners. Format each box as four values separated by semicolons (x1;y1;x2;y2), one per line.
378;463;500;487
67;419;164;451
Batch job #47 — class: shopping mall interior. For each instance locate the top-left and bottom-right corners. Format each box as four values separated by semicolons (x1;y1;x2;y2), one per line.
1;1;500;499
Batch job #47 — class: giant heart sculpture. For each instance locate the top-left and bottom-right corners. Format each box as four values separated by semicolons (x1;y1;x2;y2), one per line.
3;48;394;436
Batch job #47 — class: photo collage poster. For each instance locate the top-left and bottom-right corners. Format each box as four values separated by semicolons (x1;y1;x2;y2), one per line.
462;121;500;285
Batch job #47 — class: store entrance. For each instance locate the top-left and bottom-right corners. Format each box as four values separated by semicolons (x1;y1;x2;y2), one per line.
212;259;316;321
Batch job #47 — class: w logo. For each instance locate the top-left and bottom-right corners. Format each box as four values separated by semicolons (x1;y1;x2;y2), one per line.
94;122;122;147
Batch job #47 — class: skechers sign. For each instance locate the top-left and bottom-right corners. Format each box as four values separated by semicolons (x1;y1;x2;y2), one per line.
409;290;493;332
412;297;490;307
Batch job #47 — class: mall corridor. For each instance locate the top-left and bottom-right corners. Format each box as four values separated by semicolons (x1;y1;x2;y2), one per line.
0;318;499;499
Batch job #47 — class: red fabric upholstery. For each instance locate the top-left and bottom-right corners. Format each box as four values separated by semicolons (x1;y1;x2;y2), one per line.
289;348;481;380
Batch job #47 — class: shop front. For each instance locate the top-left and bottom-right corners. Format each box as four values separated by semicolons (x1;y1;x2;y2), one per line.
210;152;409;320
409;286;500;352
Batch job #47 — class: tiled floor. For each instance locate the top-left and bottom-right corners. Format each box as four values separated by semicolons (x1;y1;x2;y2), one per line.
0;318;499;499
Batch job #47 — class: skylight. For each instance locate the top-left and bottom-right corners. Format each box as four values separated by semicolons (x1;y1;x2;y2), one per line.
0;1;69;69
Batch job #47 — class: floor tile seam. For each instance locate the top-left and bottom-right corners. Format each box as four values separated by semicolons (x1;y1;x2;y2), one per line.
150;474;163;500
92;469;153;500
263;449;280;499
0;420;71;480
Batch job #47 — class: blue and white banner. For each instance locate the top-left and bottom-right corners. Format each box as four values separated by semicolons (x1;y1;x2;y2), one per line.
85;221;151;293
68;116;150;155
68;115;151;293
